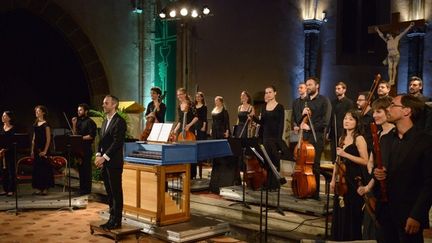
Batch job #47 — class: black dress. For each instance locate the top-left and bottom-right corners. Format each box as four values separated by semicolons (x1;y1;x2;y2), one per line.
195;105;208;140
235;106;252;138
209;108;238;193
331;142;364;241
32;122;54;190
255;103;285;190
0;126;16;193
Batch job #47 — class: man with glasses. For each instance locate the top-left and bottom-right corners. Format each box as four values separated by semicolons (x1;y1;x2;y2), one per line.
374;94;432;243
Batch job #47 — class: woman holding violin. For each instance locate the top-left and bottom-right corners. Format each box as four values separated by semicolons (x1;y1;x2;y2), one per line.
235;91;255;138
330;110;369;241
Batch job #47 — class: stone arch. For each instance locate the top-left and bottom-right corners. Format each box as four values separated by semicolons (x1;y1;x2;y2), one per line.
0;0;109;106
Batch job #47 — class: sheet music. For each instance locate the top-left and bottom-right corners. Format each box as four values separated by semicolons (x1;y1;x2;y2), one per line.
147;123;162;142
159;123;173;142
147;123;174;142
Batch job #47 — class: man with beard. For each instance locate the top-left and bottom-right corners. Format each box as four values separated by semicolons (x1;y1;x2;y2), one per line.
356;91;374;151
374;94;432;243
408;76;431;102
300;77;329;200
327;81;355;161
72;103;97;195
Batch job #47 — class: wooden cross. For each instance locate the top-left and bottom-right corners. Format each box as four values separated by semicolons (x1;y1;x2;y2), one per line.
368;12;425;94
368;12;425;34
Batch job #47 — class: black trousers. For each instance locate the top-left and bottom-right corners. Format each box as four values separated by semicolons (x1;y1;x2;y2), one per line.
102;166;123;221
78;148;92;194
2;153;16;193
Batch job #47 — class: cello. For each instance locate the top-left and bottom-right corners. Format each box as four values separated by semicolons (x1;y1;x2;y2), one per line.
177;101;196;141
140;91;166;141
292;105;316;198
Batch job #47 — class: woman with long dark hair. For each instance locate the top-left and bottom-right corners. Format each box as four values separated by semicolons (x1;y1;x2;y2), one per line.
0;111;16;196
330;110;368;241
31;105;53;195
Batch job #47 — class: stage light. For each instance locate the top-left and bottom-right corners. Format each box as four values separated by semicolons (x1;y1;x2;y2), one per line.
180;7;188;16
169;9;176;18
159;9;167;19
191;9;199;18
202;6;210;15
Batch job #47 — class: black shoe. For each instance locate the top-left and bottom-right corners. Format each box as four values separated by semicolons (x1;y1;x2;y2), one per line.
103;221;122;230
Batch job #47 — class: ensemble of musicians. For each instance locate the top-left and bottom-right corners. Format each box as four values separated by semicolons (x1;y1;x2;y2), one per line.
0;75;431;241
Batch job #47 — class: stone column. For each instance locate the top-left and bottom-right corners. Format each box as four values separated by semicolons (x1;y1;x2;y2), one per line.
407;31;425;88
303;19;322;80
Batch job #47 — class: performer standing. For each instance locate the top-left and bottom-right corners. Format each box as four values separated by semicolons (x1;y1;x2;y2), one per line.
357;91;374;151
31;105;53;196
235;91;255;138
210;96;230;139
377;80;391;99
408;76;431;102
252;86;285;190
145;87;166;123
357;97;394;240
301;77;328;199
0;111;16;196
71;103;97;195
374;94;432;243
95;95;127;230
327;81;355;162
330;110;369;241
193;91;207;179
292;83;307;134
173;88;198;138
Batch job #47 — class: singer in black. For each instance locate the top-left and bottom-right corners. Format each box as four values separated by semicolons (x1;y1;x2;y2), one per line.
0;111;16;196
72;103;97;195
252;86;285;190
31;105;54;196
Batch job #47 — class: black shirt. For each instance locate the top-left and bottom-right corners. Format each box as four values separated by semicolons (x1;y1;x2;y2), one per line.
145;101;166;123
76;116;97;148
257;103;285;141
292;97;306;127
377;126;432;227
328;96;355;140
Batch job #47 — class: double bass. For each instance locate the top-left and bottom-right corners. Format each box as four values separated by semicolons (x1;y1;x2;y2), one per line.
292;105;316;198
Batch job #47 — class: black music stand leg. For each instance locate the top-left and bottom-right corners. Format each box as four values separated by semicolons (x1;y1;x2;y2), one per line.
12;143;20;215
324;177;330;239
274;188;285;216
259;186;263;243
229;150;251;209
59;145;73;212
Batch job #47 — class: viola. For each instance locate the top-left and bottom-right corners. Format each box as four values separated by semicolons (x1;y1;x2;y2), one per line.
361;74;381;116
291;108;316;198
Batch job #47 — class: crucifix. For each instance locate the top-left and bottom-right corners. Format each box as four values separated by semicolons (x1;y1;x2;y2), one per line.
368;12;425;89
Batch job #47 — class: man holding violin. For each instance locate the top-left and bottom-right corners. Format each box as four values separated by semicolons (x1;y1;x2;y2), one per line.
374;94;432;243
145;87;166;123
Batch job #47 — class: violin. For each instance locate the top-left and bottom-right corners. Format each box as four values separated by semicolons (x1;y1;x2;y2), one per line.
334;140;348;207
292;106;316;198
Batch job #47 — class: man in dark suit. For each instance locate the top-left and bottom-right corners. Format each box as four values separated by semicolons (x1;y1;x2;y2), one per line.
374;94;432;243
95;95;127;230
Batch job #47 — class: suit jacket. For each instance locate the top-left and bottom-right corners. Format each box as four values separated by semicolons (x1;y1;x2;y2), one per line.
98;113;127;169
378;127;432;228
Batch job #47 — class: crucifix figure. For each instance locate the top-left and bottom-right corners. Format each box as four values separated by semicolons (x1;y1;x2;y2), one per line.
368;12;425;87
375;22;414;86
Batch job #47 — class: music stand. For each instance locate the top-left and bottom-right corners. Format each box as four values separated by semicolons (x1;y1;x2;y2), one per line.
8;133;30;215
54;134;83;212
228;137;251;209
